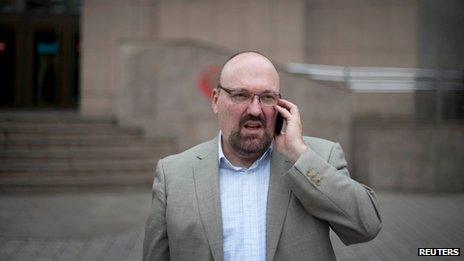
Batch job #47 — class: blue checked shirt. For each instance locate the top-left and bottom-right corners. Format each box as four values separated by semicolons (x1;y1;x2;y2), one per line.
218;134;271;261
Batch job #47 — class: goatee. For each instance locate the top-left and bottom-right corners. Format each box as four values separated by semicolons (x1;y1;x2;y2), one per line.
228;115;272;157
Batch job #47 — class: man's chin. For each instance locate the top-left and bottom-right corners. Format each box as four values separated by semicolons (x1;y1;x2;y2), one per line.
241;126;265;137
228;127;272;156
236;136;271;155
240;134;264;146
242;139;263;149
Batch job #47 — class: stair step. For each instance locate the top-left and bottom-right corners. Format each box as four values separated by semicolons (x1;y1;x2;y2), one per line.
0;173;153;188
0;160;155;172
0;111;115;123
0;111;178;189
0;147;176;160
0;125;142;135
0;156;162;165
0;168;153;176
1;133;146;142
0;137;176;148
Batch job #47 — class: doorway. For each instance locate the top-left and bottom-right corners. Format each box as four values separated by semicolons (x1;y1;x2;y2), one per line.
0;4;79;109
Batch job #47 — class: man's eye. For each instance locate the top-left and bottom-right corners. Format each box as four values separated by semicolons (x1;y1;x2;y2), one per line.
232;93;251;100
261;95;276;102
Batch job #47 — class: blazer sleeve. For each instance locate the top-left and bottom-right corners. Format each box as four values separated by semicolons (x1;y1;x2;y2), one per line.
143;159;170;261
283;142;382;245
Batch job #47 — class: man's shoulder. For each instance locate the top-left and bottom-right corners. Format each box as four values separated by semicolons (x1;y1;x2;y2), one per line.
302;136;339;159
160;138;216;166
302;136;336;147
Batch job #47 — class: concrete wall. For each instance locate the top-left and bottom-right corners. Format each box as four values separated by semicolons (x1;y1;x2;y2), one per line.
81;0;306;117
415;0;464;121
115;40;352;158
352;92;415;118
304;0;418;67
353;119;464;192
158;0;305;64
80;0;461;118
417;0;464;70
80;0;158;116
79;1;464;191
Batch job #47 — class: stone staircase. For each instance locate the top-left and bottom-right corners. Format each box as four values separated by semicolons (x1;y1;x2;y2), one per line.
0;111;178;191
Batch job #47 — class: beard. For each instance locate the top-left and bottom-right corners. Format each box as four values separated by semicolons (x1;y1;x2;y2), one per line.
228;114;273;157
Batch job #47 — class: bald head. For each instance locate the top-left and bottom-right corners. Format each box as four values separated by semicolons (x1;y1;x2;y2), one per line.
219;51;280;91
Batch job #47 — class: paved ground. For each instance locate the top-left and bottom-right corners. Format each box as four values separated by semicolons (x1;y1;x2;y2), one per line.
0;190;462;261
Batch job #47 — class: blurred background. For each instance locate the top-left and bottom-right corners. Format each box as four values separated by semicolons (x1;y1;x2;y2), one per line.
0;0;463;260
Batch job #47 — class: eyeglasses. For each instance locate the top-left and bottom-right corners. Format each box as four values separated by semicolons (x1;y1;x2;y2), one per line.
217;85;281;106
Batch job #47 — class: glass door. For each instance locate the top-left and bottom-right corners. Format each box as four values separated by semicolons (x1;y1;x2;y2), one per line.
32;28;61;107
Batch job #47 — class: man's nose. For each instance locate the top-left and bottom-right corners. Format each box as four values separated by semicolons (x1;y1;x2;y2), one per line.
246;95;262;116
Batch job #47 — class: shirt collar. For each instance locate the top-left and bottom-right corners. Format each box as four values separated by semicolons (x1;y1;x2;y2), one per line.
217;131;273;171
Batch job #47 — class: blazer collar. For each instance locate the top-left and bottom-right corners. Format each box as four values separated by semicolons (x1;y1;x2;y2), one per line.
266;150;292;261
193;137;223;261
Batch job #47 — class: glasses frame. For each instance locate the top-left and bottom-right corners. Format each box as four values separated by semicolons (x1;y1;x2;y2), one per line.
217;85;281;107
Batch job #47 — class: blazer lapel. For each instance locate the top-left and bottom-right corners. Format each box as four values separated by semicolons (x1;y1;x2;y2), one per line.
266;150;292;261
193;137;223;261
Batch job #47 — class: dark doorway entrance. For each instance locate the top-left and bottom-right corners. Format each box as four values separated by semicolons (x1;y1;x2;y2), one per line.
0;1;80;109
0;26;16;107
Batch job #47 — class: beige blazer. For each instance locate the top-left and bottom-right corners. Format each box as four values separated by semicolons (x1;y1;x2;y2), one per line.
143;136;382;261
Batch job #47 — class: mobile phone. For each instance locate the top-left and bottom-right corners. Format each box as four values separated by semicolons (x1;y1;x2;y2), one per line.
275;112;284;135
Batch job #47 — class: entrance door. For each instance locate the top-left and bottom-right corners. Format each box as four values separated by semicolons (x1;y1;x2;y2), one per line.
0;25;16;107
0;13;79;109
33;28;61;107
29;16;79;109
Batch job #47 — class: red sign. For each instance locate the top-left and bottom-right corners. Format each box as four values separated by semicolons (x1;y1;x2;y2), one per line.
0;42;5;52
198;65;220;100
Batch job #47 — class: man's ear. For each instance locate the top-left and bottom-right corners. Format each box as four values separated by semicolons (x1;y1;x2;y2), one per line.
211;88;219;114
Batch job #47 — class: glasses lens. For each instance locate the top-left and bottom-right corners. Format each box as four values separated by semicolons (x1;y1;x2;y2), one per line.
230;91;253;103
224;87;279;106
259;94;278;106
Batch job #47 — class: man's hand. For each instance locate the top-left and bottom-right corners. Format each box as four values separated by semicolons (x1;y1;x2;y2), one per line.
274;99;308;163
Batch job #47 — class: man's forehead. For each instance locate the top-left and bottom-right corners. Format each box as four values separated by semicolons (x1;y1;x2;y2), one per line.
223;52;275;72
220;52;279;87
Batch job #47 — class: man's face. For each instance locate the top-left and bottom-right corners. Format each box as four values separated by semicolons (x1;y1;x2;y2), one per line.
212;55;280;158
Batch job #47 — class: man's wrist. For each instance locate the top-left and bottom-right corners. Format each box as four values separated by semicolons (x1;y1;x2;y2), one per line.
289;143;308;164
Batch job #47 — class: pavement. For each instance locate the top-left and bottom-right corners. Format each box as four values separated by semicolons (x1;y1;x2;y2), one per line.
0;190;463;261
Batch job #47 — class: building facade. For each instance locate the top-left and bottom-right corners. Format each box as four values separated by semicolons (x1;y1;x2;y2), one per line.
1;0;463;191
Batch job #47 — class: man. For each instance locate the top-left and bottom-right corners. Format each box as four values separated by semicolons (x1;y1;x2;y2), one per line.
143;51;381;261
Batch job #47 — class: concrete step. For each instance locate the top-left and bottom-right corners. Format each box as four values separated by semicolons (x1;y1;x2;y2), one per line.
0;136;176;148
0;124;142;136
0;169;153;176
0;133;147;142
0;147;176;160
0;159;154;172
0;155;164;165
0;110;115;124
0;173;153;188
0;110;178;189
